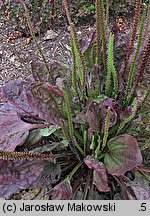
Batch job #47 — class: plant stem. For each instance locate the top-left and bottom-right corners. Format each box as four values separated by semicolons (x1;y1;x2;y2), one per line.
82;169;92;200
133;168;150;173
67;161;83;181
23;3;54;83
75;143;85;156
117;98;137;135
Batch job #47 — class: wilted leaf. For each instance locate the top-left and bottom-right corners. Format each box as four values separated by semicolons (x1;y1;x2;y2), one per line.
0;159;59;199
0;110;36;151
104;134;142;176
26;82;64;125
49;179;73;200
84;156;109;192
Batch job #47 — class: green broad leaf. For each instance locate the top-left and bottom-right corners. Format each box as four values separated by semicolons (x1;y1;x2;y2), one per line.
104;134;142;176
40;125;60;137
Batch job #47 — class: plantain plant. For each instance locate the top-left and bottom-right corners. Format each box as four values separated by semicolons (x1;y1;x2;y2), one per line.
0;0;149;200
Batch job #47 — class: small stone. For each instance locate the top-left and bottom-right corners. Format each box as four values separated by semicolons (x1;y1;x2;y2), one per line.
43;30;58;41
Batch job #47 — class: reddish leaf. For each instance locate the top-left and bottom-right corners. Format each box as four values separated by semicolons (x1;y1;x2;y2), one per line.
49;179;73;200
0;110;35;151
104;134;142;176
2;79;33;115
131;186;150;200
86;99;119;133
26;82;64;125
73;112;87;124
31;60;47;81
84;156;109;192
101;98;119;128
0;159;60;199
116;68;124;91
49;61;69;80
120;105;132;120
86;102;100;132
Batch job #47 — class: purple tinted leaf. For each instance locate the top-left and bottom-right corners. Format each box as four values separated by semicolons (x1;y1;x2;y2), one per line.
79;31;96;54
0;110;35;151
50;179;73;200
49;61;69;80
26;82;64;125
131;186;150;200
79;38;89;54
33;163;61;186
2;79;33;115
31;60;47;81
120;105;132;120
116;68;124;91
86;98;119;132
0;159;59;199
101;98;119;128
126;172;150;200
84;156;109;192
74;112;87;124
104;134;142;176
86;102;100;132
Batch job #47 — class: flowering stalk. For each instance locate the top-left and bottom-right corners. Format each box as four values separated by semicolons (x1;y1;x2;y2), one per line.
70;24;87;104
123;0;141;76
96;0;107;73
0;150;55;162
23;3;54;83
102;107;110;149
105;33;118;97
117;98;137;135
125;4;147;106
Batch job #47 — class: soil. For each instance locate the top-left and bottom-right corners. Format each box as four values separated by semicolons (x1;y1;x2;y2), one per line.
0;11;149;200
0;18;69;87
